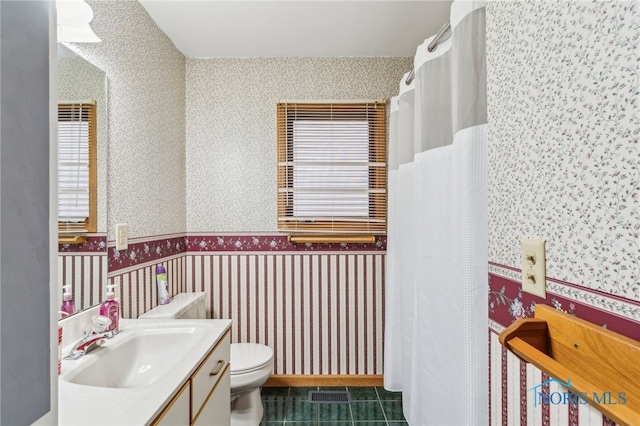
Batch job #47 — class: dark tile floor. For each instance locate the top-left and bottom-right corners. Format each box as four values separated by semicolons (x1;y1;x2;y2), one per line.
260;386;407;425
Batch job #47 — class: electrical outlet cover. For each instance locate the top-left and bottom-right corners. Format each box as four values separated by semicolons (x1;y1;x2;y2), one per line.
520;238;546;298
116;223;128;251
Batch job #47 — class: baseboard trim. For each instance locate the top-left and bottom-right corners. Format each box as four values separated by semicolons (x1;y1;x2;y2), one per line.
264;375;383;387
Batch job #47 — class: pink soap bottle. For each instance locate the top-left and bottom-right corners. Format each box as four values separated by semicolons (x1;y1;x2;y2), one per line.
60;285;75;316
99;284;120;333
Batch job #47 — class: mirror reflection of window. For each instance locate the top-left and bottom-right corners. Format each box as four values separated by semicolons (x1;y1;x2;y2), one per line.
57;43;108;318
58;101;97;234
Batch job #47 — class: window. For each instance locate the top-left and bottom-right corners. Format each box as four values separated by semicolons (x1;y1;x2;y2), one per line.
277;102;387;234
58;101;97;234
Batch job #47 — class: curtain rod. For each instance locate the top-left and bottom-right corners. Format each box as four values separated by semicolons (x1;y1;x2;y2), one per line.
405;21;451;86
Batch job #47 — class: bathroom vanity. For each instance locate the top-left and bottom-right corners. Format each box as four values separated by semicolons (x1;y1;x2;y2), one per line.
153;329;230;425
58;316;231;425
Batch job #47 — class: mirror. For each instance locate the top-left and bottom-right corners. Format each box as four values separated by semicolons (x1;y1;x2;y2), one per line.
57;43;108;318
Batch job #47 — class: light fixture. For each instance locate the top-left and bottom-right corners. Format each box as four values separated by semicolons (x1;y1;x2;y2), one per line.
57;0;101;43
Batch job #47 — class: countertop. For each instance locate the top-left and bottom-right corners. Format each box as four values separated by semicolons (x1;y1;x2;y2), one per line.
58;318;232;426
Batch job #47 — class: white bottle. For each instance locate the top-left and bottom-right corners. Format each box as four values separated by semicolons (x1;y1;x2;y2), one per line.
99;284;119;333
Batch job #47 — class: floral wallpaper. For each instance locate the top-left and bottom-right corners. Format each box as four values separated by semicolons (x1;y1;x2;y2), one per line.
486;0;639;300
185;57;412;232
68;4;411;238
486;2;640;423
67;0;187;241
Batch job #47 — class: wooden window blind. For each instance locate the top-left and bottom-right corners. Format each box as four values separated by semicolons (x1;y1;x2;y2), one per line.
58;101;97;233
277;102;387;234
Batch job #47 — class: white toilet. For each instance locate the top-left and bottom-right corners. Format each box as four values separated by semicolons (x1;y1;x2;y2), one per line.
139;292;274;426
227;342;273;425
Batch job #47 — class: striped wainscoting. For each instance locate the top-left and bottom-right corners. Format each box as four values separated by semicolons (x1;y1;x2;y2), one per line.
58;252;108;314
185;251;386;376
489;323;618;426
58;235;109;314
108;254;187;319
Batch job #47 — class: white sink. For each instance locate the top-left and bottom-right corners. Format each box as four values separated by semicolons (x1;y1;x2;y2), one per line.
59;318;232;426
62;325;205;388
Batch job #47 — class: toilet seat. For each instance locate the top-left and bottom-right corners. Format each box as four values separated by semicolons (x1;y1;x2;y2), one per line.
230;343;273;375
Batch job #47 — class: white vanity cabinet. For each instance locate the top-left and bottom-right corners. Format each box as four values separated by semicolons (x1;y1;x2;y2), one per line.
193;369;230;425
152;330;231;426
153;381;191;426
192;331;231;425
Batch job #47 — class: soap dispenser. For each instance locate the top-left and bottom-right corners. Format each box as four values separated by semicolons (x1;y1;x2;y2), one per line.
99;285;120;334
60;285;75;316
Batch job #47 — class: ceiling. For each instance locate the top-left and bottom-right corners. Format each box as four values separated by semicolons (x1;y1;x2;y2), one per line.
138;1;453;58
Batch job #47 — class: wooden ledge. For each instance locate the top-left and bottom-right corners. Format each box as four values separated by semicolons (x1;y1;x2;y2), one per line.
58;235;86;245
499;305;640;426
287;235;376;244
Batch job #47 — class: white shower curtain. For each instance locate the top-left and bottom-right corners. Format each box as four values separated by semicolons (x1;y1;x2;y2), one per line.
384;2;488;425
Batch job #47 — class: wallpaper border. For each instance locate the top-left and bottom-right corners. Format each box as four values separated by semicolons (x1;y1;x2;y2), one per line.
489;263;640;341
108;235;186;272
186;234;387;252
58;234;107;253
108;233;387;272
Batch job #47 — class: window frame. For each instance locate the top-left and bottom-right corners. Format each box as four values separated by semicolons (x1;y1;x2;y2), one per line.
276;101;387;235
57;101;97;236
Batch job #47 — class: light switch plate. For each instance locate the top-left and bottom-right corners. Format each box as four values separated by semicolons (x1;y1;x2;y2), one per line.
520;239;546;298
116;223;128;251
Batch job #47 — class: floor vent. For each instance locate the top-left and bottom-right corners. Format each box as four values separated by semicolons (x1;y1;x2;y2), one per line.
308;390;352;404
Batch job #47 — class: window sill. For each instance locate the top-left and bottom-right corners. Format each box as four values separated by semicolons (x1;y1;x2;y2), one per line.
58;235;87;245
287;235;376;244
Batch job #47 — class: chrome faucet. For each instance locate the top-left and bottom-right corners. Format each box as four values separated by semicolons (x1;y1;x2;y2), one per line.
64;315;116;360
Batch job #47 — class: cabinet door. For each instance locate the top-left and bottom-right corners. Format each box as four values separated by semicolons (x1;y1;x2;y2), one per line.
152;381;190;426
192;366;230;426
192;331;230;415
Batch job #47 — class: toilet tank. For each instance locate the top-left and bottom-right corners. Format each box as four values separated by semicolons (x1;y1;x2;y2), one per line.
138;292;206;319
